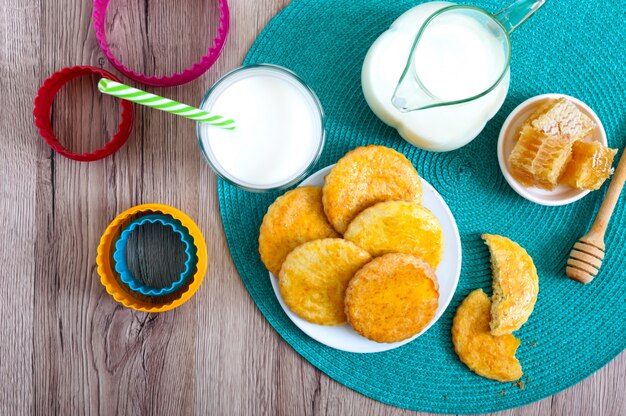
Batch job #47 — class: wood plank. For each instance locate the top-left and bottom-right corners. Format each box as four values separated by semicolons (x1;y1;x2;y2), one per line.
0;0;624;415
0;0;40;414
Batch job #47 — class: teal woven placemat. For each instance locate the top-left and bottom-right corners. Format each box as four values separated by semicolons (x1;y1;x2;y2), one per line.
217;0;626;413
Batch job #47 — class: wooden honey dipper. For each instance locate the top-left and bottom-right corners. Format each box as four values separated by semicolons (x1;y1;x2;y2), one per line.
566;151;626;283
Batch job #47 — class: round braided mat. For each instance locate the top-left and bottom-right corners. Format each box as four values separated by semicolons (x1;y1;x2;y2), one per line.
217;0;626;413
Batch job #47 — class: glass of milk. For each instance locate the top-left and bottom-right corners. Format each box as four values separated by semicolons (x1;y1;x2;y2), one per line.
197;64;325;192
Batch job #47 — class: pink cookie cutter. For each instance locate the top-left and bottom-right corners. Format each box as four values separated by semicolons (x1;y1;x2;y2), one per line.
92;0;229;87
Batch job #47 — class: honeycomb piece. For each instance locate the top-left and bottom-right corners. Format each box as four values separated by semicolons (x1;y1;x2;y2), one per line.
531;134;572;189
529;98;595;141
560;141;617;190
509;126;571;190
509;126;541;186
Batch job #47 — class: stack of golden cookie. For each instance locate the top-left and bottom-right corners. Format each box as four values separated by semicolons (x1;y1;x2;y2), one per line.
258;145;444;343
452;234;539;382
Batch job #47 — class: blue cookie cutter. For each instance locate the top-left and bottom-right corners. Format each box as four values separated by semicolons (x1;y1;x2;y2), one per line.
113;214;198;296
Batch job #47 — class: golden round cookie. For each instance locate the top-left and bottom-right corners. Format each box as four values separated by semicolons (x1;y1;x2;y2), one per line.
452;289;523;382
482;234;539;336
279;239;371;325
259;186;339;277
322;145;422;234
344;201;444;268
345;253;439;343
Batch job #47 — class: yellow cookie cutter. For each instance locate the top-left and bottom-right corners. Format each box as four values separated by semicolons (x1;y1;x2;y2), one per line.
96;203;208;312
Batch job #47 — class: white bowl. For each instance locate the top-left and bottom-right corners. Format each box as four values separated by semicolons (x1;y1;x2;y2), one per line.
497;94;607;206
269;165;462;353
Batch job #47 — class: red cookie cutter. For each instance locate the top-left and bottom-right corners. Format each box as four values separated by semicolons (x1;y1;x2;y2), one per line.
33;66;134;162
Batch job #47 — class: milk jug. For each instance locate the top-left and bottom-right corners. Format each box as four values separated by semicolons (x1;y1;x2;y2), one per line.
362;0;545;151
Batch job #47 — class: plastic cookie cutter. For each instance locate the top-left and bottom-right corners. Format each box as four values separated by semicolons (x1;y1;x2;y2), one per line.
96;204;207;312
113;214;198;297
92;0;230;87
33;66;134;161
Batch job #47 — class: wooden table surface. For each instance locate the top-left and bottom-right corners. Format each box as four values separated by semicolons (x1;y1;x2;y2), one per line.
1;0;624;414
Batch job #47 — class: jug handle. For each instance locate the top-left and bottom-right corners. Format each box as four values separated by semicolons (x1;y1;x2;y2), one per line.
495;0;546;33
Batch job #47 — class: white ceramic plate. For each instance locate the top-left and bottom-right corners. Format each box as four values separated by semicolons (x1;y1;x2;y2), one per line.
269;165;462;353
497;93;608;206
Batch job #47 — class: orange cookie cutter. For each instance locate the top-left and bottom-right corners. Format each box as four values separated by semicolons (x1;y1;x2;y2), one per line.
96;203;208;312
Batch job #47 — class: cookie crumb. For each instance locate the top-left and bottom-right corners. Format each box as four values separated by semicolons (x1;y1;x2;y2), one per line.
528;341;538;348
513;381;525;390
499;390;506;396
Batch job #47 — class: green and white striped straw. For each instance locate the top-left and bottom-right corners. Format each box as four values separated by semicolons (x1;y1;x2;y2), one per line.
98;78;235;130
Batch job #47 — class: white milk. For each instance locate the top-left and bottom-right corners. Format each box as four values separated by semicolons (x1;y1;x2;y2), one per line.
413;12;506;101
362;2;509;151
198;66;324;190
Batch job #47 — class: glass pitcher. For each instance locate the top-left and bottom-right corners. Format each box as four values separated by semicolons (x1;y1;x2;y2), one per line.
392;0;546;112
